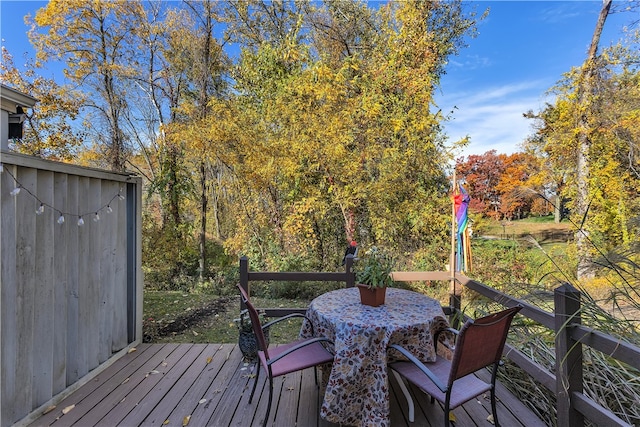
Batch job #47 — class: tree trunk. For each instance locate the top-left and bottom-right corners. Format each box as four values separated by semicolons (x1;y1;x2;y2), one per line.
554;194;563;224
105;75;125;172
575;0;611;280
167;143;181;227
212;162;222;240
199;161;208;283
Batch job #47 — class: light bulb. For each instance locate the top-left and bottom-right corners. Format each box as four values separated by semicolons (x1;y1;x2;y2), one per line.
117;193;125;201
93;213;100;222
10;187;20;196
57;215;65;224
106;205;113;214
77;217;84;226
36;204;45;215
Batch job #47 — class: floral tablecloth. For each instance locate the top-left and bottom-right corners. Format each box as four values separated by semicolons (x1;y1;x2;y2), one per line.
299;287;449;427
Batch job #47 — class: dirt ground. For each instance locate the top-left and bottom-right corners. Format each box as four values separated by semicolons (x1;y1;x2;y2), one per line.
143;296;232;342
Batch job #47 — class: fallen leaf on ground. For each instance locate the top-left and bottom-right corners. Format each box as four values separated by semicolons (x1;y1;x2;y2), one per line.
62;405;75;415
127;348;137;353
183;415;191;426
42;405;56;415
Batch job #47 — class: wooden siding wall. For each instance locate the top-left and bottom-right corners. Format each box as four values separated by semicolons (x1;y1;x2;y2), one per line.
0;152;142;427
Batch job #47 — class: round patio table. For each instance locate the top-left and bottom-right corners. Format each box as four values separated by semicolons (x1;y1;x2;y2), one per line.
299;287;450;427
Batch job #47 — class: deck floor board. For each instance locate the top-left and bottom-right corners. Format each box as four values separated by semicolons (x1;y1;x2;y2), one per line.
26;343;545;427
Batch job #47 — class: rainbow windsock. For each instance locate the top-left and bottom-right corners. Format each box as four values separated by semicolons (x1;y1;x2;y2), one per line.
453;184;472;272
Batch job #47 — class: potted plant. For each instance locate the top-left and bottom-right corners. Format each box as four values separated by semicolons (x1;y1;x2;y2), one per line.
234;308;269;361
354;246;394;306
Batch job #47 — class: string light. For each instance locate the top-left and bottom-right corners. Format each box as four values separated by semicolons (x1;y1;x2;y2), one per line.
2;162;127;226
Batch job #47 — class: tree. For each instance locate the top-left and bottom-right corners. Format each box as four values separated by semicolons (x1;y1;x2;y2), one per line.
456;151;506;218
525;20;640;278
0;47;85;160
221;0;304;51
572;0;612;279
218;0;478;270
523;106;572;224
16;0;483;279
29;0;145;171
170;0;229;282
124;1;192;230
495;152;539;220
455;151;541;221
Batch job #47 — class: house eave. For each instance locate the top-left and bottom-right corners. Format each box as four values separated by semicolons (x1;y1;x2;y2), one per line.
0;83;38;113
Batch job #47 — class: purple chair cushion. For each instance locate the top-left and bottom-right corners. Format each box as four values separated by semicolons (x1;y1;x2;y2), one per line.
259;339;333;377
391;357;492;408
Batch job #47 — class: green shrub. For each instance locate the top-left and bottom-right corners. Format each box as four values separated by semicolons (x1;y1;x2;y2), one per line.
142;213;235;291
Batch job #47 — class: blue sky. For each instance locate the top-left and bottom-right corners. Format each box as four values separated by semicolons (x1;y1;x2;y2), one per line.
1;1;635;157
437;1;633;156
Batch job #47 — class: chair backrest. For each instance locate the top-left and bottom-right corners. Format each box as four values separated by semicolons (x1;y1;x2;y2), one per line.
237;284;271;360
448;306;521;384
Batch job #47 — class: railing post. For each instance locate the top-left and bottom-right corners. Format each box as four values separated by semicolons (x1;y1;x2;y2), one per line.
345;254;355;287
554;283;584;427
126;180;139;343
239;256;249;311
447;288;462;329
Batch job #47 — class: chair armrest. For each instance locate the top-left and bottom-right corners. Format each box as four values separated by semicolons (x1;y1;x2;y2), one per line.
434;327;458;352
266;337;333;365
435;327;459;338
262;313;310;331
388;344;448;393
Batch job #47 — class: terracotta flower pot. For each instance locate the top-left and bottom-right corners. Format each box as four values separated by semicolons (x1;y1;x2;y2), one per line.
357;283;386;307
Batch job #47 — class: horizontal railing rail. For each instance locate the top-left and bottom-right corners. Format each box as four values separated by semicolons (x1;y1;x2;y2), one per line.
238;259;640;427
570;325;638;367
239;255;355;316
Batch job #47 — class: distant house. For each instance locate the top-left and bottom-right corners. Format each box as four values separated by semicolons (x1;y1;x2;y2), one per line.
0;83;38;151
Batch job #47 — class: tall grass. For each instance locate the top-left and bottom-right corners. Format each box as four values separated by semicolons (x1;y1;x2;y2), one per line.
469;222;640;426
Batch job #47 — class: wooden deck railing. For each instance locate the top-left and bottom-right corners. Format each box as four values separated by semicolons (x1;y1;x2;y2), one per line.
238;255;356;316
239;257;640;427
0;152;143;427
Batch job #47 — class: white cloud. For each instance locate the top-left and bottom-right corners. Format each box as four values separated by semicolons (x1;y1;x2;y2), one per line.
437;81;552;157
447;54;492;71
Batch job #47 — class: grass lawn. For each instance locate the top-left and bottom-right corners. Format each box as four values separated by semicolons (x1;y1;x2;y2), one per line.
143;290;309;344
482;215;572;237
142;282;451;345
141;217;576;345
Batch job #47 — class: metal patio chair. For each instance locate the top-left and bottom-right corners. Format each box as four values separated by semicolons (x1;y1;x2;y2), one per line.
236;284;334;427
389;305;522;427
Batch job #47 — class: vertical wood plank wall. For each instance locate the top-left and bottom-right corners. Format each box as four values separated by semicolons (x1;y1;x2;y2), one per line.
0;152;142;427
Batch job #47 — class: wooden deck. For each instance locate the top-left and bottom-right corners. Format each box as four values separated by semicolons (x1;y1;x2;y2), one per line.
26;343;546;427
